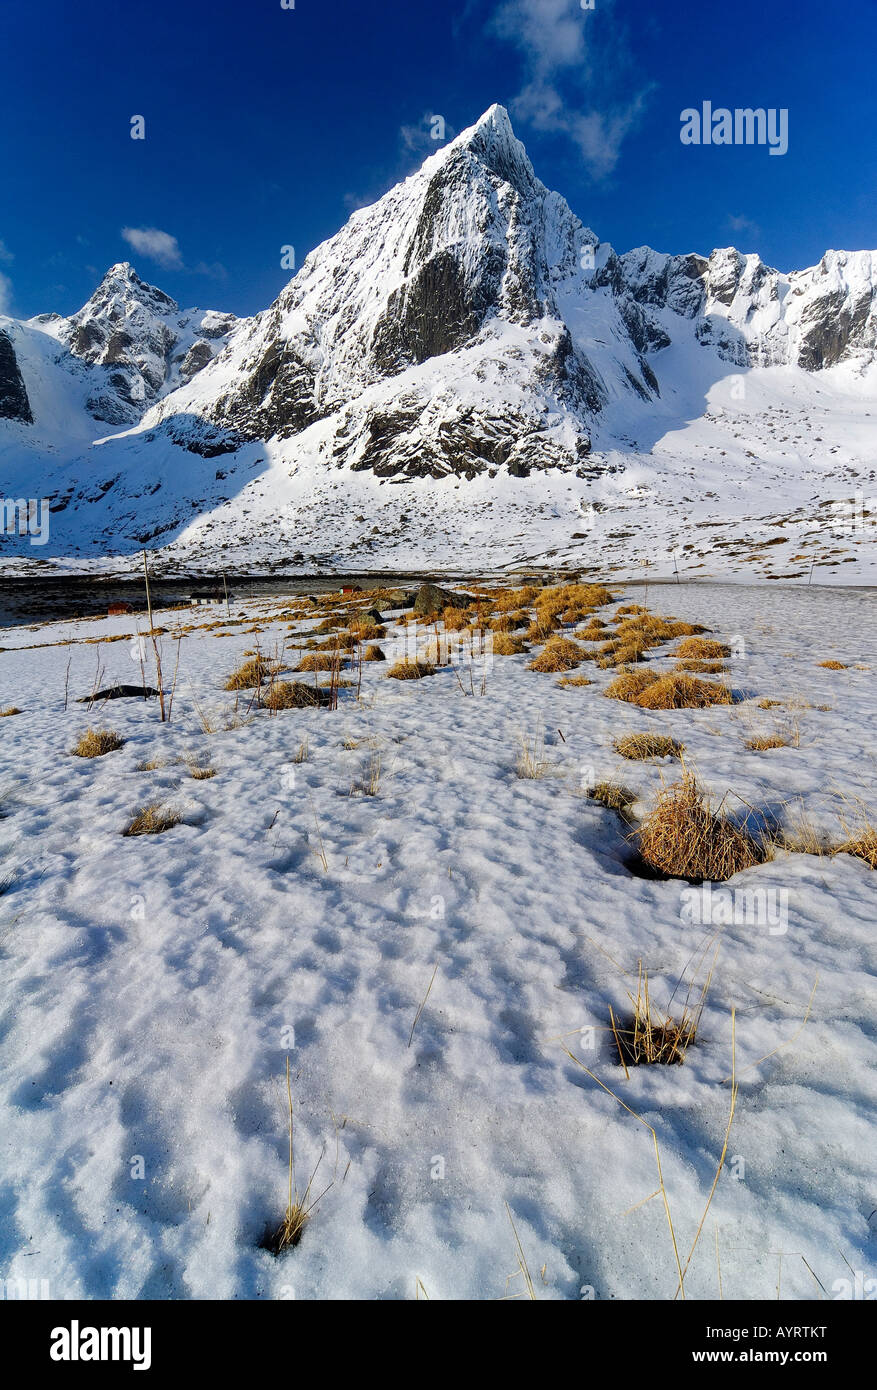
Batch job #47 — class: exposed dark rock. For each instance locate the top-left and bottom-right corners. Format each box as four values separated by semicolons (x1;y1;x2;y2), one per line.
0;331;32;423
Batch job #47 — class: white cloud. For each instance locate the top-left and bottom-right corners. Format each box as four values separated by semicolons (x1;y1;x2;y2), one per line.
0;239;14;264
399;113;457;156
489;0;651;178
0;271;12;314
192;260;229;280
727;213;761;240
120;226;184;270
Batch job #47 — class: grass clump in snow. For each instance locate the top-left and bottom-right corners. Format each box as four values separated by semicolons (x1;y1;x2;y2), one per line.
675;637;731;659
295;652;343;673
261;1058;329;1256
595;637;650;668
492;632;528;656
0;706;21;717
263;681;330;709
224;656;276;690
605;670;735;710
386;658;436;680
589;781;637;814
361;644;386;662
744;732;794;751
187;762;217;779
516;729;556;779
614;733;684;760
675;659;727;674
834;831;877;869
349;620;386;642
556;674;592;687
637;774;766;882
71;728;125;758
610;964;708;1070
818;660;847;670
122;804;182;837
527;636;583;672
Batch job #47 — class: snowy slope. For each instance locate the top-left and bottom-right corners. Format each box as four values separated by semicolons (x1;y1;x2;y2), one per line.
1;106;875;579
0;580;874;1298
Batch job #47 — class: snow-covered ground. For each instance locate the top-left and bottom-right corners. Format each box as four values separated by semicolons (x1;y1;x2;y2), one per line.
0;580;874;1299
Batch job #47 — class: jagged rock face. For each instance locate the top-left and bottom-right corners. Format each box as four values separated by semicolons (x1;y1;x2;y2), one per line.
149;106;650;475
59;264;237;424
615;244;877;372
0;330;33;423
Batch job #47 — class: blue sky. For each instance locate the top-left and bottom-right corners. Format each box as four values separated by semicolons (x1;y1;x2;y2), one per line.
1;0;875;319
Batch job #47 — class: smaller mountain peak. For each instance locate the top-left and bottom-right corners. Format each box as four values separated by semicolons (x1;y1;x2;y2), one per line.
83;263;178;314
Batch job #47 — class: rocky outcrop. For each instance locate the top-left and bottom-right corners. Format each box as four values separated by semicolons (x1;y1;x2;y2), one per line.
0;331;32;423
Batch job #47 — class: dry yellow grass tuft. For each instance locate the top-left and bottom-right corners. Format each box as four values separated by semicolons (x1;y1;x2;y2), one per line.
349;620;386;641
595;637;650;668
386;658;437;680
636;674;735;710
605;669;734;710
675;637;731;659
575;619;607;641
71;728;125;758
744;732;793;751
361;644;386;662
589;781;637;814
610;964;709;1069
527;635;584;672
491;632;528;656
0;707;21;717
756;698;783;709
556;674;592;687
834;831;877;869
524;614;561;642
263;681;330;709
818;660;847;670
614;733;684;760
603;668;659;702
675;659;727;674
224;656;276;689
187;763;217;779
637;774;766;881
295;652;344;673
122;804;182;836
489;612;528;632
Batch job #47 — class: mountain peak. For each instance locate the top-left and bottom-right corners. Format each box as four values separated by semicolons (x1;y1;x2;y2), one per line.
450;103;537;196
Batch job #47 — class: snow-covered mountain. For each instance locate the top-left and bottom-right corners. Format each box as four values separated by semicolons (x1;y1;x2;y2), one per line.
1;105;875;579
0;263;236;465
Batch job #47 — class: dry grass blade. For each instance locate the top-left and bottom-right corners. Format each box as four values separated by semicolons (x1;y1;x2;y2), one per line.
408;964;438;1048
503;1203;537;1300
